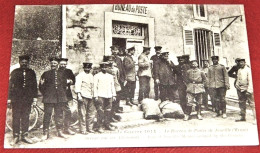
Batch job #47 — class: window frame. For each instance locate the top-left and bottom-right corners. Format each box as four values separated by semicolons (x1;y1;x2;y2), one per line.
193;4;208;21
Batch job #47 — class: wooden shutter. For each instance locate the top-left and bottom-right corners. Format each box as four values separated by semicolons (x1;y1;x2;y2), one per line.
183;26;195;59
212;28;226;66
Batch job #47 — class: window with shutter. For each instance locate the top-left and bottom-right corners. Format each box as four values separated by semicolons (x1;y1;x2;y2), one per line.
214;33;221;46
185;30;193;45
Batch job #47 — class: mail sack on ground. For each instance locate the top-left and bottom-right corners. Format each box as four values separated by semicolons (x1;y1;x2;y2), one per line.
159;100;184;119
141;98;162;119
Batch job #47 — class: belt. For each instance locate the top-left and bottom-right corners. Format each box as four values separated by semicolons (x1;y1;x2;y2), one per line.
192;81;203;84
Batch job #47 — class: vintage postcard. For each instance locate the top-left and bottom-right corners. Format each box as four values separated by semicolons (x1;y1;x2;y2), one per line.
4;4;258;148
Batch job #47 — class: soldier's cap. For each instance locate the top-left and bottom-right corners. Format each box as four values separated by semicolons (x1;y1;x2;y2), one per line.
201;59;209;61
127;46;135;51
49;56;60;62
182;54;190;59
19;55;30;61
161;50;169;55
211;56;219;60
190;60;198;64
83;62;92;68
103;55;114;62
59;58;68;62
235;58;241;62
177;56;183;59
143;46;151;51
110;45;119;50
100;62;108;68
154;46;162;50
237;58;245;62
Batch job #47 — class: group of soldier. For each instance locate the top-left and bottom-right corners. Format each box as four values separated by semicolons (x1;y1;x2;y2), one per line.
8;45;254;146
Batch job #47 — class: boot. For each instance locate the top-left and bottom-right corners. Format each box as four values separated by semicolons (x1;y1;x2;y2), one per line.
21;133;34;144
235;115;246;122
57;130;67;138
183;114;189;121
41;130;49;141
11;135;19;146
63;128;75;135
197;105;203;120
126;98;133;106
222;113;227;119
96;127;104;133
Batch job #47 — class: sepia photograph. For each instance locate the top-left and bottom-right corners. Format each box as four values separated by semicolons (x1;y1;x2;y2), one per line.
4;4;259;148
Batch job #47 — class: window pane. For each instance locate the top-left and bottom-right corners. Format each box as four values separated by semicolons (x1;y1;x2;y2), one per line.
200;5;205;17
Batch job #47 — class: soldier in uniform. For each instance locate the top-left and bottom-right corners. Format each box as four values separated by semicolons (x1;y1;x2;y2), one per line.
208;56;230;118
8;55;37;145
154;51;176;102
138;47;152;103
58;58;76;135
75;62;96;133
235;59;254;122
184;60;207;121
201;59;210;110
111;45;125;105
176;55;190;115
228;58;241;79
123;47;136;106
182;54;191;66
105;56;122;121
39;57;68;139
150;46;162;100
94;62;116;133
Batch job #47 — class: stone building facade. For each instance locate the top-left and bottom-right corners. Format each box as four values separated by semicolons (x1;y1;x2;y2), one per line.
11;4;250;82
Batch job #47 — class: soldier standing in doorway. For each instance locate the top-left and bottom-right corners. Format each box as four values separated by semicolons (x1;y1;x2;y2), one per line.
39;57;68;140
201;59;210;111
58;58;76;135
8;55;38;145
208;56;230;118
111;45;125;105
138;47;152;103
150;46;162;100
123;47;136;106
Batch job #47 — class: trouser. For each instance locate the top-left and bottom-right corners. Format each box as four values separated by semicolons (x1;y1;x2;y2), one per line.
138;76;150;102
202;87;209;109
237;90;255;119
12;101;32;137
153;79;160;100
178;84;187;114
211;87;227;114
43;103;64;132
111;91;121;116
78;98;96;131
125;81;136;102
160;84;176;102
186;93;203;115
95;97;112;128
62;101;72;130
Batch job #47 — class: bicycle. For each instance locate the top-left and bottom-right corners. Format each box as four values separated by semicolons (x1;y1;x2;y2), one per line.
5;98;85;132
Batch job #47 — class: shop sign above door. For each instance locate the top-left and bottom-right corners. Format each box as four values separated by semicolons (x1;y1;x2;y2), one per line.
113;4;148;16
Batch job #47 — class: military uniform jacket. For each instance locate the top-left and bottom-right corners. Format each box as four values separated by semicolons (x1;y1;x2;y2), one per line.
150;55;161;78
60;68;75;101
176;63;190;86
208;64;230;89
114;55;126;84
154;59;176;85
186;68;207;94
8;68;37;103
39;69;68;103
123;55;136;81
137;53;152;77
